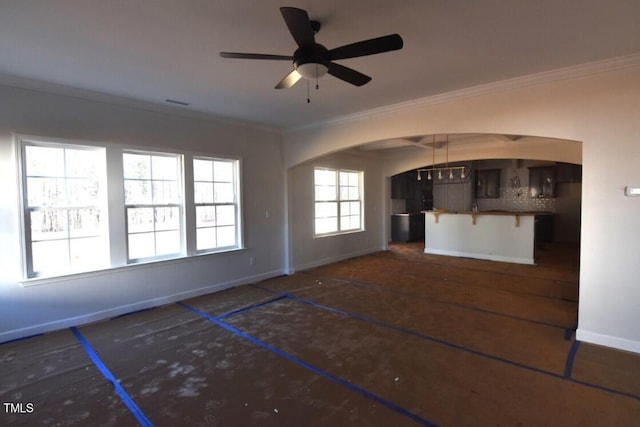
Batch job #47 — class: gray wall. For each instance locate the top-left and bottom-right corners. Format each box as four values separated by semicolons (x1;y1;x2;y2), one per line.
282;62;640;354
0;85;285;342
287;151;386;272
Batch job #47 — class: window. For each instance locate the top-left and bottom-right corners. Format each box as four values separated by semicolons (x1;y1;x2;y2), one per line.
123;152;183;261
18;136;243;281
193;157;240;252
21;142;108;277
314;167;363;236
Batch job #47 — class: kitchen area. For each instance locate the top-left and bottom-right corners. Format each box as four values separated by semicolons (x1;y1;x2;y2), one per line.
391;159;582;264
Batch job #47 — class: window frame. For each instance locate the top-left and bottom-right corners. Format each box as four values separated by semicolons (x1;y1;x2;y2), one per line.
123;150;185;263
193;156;242;254
18;137;109;278
16;134;245;284
313;167;364;237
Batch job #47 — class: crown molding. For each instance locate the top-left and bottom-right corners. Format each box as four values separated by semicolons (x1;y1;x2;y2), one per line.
285;53;640;135
3;52;639;137
0;73;281;135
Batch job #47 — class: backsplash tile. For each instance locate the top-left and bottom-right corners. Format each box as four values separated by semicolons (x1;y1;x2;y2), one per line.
476;186;555;212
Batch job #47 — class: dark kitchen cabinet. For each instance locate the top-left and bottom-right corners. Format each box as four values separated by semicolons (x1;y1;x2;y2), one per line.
555;163;582;183
391;213;425;242
392;170;433;211
535;214;554;243
529;166;555;198
475;169;501;198
391;173;409;199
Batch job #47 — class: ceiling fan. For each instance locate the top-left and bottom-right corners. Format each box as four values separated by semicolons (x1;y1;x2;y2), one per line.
220;7;403;89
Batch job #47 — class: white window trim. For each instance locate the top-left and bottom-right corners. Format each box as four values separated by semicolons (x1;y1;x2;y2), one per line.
17;136;110;279
193;155;242;254
313;166;365;237
15;134;245;285
123;149;185;263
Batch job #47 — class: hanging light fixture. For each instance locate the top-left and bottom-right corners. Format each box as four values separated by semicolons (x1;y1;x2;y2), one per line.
415;134;469;183
448;137;453;178
428;135;434;180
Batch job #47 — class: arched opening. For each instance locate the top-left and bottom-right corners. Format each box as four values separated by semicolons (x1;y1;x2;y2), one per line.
381;133;581;247
283;64;640;354
378;133;581;252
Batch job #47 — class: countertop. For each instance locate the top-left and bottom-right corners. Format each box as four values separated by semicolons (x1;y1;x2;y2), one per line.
423;210;552;216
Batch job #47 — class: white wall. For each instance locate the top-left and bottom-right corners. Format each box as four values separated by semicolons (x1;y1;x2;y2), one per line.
425;212;535;265
0;85;285;342
2;56;639;354
287;151;385;272
282;56;640;354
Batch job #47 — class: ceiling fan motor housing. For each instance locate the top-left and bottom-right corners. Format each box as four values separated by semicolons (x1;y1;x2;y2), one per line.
220;7;403;88
294;44;330;79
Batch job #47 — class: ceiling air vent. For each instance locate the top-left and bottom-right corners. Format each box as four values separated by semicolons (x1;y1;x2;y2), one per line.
165;99;189;106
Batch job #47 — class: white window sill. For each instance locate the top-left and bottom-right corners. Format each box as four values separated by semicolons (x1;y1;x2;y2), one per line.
19;247;246;287
314;229;365;239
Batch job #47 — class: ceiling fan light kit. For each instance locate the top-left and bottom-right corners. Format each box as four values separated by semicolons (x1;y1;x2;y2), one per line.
220;7;403;94
296;63;327;80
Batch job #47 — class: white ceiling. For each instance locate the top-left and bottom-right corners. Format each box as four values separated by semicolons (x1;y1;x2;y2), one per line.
1;1;639;130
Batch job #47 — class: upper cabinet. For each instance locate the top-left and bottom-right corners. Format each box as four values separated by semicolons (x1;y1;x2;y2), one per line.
391;172;409;199
555;163;582;183
529;166;555;198
474;169;501;198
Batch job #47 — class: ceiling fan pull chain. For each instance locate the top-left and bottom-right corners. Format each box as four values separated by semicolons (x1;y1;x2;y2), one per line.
316;64;319;90
307;80;310;103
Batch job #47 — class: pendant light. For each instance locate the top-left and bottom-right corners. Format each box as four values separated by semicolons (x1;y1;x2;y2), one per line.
416;134;467;182
446;135;454;179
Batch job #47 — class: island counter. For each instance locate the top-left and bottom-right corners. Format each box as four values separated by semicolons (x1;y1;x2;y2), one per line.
424;211;536;265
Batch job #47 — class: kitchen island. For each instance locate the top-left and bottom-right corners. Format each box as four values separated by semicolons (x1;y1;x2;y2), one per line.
424;211;537;264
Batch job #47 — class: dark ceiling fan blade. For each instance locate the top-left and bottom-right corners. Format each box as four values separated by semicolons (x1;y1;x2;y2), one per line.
275;69;302;89
329;34;403;60
327;62;371;86
220;52;293;60
280;7;315;47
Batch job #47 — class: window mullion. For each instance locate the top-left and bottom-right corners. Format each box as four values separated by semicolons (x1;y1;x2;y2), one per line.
314;167;362;236
20;141;109;278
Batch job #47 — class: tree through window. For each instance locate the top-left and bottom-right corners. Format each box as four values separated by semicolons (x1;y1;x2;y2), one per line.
22;143;108;277
123;152;183;261
314;167;363;236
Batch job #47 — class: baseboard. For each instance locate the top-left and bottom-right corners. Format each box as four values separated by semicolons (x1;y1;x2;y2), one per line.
293;246;383;272
424;248;534;265
0;268;285;344
576;328;640;355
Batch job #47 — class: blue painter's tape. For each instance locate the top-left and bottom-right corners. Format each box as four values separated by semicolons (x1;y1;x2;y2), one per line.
301;269;579;303
110;307;157;321
71;327;153;427
564;339;581;378
308;276;573;331
563;328;574;341
0;333;44;345
178;301;436;427
216;295;287;320
252;284;640;402
253;285;558;372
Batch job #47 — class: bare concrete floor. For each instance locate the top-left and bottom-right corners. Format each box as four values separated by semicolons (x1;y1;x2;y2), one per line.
2;242;639;426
